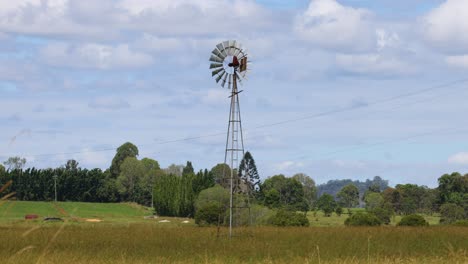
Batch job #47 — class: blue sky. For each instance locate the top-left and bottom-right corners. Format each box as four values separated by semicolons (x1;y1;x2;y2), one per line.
1;0;468;187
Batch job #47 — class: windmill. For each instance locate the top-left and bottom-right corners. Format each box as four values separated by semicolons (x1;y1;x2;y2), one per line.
209;40;249;237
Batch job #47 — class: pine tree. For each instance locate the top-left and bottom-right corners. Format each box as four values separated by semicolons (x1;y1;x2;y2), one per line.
238;151;260;193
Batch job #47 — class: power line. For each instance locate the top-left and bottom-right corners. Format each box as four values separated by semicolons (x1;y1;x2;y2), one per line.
1;78;467;159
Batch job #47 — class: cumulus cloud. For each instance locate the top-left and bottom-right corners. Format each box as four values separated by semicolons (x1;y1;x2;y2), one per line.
294;0;376;52
0;0;112;39
0;0;272;40
40;42;153;69
448;152;468;165
421;0;468;54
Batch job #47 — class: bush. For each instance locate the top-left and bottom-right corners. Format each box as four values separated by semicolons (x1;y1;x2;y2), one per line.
241;204;275;226
452;220;468;227
194;203;225;226
335;206;343;217
268;210;309;227
440;203;465;224
371;207;393;225
397;214;429;226
345;212;381;226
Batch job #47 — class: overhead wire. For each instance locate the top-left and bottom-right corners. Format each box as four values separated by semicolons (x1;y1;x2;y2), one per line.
1;78;467;160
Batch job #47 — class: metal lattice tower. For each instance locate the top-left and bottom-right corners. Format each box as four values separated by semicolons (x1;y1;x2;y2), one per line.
209;40;250;238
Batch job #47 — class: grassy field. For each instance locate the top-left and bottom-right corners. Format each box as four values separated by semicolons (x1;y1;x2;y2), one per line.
0;201;193;226
307;208;442;226
0;201;466;263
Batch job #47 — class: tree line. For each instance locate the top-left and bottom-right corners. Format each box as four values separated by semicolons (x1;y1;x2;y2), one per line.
1;142;467;225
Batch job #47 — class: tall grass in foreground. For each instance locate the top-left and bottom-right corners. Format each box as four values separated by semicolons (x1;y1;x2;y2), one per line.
1;225;466;263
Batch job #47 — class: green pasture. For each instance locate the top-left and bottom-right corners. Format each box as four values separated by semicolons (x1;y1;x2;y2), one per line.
307;208;441;226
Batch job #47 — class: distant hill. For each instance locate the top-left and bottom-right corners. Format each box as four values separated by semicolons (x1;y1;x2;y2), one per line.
317;176;389;200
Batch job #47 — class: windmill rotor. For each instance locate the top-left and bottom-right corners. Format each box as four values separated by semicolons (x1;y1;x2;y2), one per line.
209;40;249;88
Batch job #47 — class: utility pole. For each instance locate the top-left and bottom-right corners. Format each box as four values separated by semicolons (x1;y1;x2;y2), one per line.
53;175;58;202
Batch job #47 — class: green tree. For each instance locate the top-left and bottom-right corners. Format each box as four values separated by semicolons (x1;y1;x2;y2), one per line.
65;159;79;171
195;185;230;226
238;152;260;192
182;161;194;176
292;173;317;208
164;164;184;177
141;158;160;171
337;184;360;209
116;157;145;202
3;156;26;170
0;164;5;175
210;163;231;188
110;142;139;178
316;194;337;217
438;173;468;206
193;169;215;194
335;206;343;217
140;158;163;207
439;203;465;224
260;175;307;212
154;174;180;216
365;192;384;211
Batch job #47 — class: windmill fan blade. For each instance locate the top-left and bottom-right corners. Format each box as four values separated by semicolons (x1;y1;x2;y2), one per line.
216;71;225;83
230;40;236;56
212;48;224;60
236;74;243;86
212;67;224;76
209;55;223;63
233;47;241;58
221;73;228;88
216;43;226;57
223;41;230;55
210;63;223;69
228;74;232;90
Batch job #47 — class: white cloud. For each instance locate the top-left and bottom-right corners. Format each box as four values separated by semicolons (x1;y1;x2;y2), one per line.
421;0;468;54
275;161;304;171
0;0;113;39
335;53;414;76
0;0;272;39
294;0;376;52
40;42;153;69
445;55;468;68
448;152;468;165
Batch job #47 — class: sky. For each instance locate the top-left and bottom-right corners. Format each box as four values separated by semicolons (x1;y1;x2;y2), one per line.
1;0;468;187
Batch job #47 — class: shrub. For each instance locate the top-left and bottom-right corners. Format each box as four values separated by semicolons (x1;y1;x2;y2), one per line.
335;206;343;217
440;203;465;224
452;220;468;227
397;214;429;226
371;207;393;225
345;212;381;226
195;203;225;226
268;209;309;227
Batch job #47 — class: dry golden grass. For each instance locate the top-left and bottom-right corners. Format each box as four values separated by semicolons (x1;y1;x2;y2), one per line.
1;224;466;264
